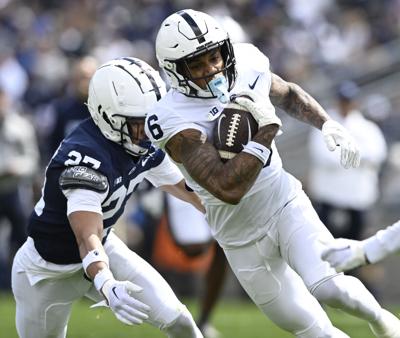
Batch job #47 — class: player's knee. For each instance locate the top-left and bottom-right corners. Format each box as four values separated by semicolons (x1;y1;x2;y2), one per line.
312;275;363;309
162;306;202;338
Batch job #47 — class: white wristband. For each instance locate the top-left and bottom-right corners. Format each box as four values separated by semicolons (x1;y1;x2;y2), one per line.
93;268;114;291
242;141;271;165
82;249;109;274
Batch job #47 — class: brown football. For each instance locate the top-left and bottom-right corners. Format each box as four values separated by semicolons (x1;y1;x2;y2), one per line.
213;102;258;161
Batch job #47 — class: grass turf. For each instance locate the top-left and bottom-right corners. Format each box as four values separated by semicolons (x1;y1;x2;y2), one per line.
0;292;393;337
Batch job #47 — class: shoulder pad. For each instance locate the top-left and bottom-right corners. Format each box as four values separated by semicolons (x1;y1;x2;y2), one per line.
235;43;270;73
59;166;108;193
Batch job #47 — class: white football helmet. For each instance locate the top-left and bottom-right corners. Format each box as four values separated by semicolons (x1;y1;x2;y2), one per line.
87;57;166;156
155;9;236;99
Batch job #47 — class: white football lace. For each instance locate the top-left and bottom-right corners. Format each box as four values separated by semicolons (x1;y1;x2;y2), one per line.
226;113;241;147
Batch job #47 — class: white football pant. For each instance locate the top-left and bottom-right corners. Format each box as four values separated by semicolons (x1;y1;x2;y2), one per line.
12;232;201;338
224;191;385;336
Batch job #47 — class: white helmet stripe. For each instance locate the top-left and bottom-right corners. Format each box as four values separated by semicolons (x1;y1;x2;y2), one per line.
114;64;143;95
120;57;162;101
177;10;206;43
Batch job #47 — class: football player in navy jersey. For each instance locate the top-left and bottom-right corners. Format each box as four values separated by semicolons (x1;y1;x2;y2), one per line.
147;9;400;338
11;58;204;338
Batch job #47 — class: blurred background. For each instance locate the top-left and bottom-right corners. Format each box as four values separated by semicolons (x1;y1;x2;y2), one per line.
1;0;400;309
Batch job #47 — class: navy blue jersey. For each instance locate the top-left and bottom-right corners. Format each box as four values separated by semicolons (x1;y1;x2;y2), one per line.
28;118;165;264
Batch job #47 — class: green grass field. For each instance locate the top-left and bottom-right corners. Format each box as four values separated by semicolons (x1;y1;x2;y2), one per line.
0;292;396;337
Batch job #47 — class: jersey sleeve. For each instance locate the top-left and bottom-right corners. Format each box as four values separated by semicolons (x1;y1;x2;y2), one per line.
234;43;273;92
363;221;400;264
145;154;184;187
63;188;108;215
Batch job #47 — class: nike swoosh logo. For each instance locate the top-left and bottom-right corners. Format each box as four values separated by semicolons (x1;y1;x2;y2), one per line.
112;286;120;299
248;75;260;90
254;147;264;153
141;153;154;167
246;120;252;143
217;113;226;144
141;158;149;166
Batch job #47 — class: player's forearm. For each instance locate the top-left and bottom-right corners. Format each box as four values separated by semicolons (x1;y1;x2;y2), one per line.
182;141;263;204
272;82;330;130
68;210;108;278
161;180;206;213
363;220;400;264
168;129;269;204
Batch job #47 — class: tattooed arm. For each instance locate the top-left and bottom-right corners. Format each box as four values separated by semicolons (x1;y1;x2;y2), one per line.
165;125;279;205
269;73;331;130
269;73;361;168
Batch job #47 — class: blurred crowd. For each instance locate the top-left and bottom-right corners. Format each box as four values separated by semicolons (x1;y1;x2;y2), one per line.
1;0;400;298
0;0;399;160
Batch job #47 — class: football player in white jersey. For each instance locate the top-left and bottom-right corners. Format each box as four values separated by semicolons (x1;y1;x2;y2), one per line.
322;220;400;272
11;58;204;338
146;9;400;338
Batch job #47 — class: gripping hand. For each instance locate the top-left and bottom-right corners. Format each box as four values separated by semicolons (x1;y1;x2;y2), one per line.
322;120;361;169
321;238;367;272
232;92;282;128
93;269;150;325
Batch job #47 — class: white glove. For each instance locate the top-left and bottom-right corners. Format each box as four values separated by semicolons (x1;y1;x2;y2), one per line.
92;269;150;325
322;120;361;169
321;238;367;272
232;92;282;128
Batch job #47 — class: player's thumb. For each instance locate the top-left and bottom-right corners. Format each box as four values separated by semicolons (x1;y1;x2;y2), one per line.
323;134;337;151
318;237;333;259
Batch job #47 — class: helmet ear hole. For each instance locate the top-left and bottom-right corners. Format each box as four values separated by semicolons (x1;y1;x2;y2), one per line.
101;110;111;125
164;61;174;70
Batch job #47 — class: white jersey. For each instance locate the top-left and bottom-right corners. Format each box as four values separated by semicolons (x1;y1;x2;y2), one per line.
146;43;301;248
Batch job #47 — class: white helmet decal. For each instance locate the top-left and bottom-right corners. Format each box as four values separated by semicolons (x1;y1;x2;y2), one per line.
86;57;166;156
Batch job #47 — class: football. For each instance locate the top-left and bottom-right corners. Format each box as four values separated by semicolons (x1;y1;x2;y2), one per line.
213;102;258;161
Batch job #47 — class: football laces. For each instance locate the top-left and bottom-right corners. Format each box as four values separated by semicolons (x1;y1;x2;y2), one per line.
226;113;241;147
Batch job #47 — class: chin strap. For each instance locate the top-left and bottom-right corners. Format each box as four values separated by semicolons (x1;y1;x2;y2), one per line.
124;139;152;157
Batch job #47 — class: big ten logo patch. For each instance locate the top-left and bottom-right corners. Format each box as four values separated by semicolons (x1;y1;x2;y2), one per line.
209;106;219;117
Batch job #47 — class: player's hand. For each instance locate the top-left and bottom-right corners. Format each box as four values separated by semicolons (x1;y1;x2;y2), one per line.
232;92;282;128
322;120;360;169
100;279;151;325
321;238;367;272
